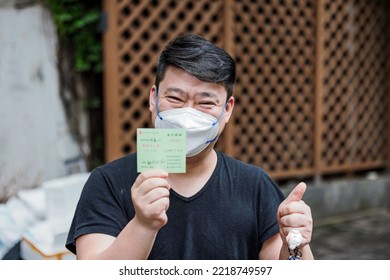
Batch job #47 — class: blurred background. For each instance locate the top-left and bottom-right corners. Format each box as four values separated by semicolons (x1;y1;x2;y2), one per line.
0;0;389;259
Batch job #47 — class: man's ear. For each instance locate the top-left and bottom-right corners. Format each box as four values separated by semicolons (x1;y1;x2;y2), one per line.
149;86;157;113
223;96;235;122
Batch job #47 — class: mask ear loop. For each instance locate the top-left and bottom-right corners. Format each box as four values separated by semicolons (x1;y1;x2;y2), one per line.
155;87;163;120
212;101;228;126
207;101;229;143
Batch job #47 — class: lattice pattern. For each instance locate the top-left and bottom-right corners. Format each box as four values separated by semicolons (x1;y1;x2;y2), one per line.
104;0;390;180
232;0;316;177
112;0;225;156
320;0;389;172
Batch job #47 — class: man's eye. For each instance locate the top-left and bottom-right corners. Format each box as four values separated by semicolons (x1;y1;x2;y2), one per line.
199;101;216;107
166;96;183;103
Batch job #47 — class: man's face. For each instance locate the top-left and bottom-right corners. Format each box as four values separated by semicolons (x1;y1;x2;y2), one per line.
149;66;234;138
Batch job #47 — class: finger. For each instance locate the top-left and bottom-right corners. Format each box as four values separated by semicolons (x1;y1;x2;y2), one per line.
279;213;309;228
284;182;307;203
139;177;170;193
278;200;308;218
144;187;170;205
132;174;170;200
134;169;169;188
149;197;170;217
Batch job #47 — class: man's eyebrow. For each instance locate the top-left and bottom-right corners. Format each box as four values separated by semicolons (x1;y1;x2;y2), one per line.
197;91;222;104
197;91;220;99
164;87;186;95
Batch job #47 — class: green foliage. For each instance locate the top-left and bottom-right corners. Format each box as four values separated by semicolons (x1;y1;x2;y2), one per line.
82;96;102;110
43;0;105;170
43;0;102;73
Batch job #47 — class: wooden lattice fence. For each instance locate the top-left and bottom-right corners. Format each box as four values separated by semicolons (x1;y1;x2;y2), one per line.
103;0;390;180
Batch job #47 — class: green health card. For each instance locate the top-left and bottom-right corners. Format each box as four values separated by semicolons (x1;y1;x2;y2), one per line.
137;128;186;173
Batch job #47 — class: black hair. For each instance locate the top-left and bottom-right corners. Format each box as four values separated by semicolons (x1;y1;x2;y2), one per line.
155;34;236;98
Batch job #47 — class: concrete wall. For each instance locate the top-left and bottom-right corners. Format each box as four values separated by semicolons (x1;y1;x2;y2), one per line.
0;2;85;200
282;175;390;221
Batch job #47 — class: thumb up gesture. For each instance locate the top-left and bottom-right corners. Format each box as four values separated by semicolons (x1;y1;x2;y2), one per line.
277;182;313;249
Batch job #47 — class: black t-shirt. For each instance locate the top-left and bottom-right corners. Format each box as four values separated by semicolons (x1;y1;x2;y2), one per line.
66;151;285;259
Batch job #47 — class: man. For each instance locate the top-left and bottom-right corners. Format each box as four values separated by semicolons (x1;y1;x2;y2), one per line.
66;33;313;260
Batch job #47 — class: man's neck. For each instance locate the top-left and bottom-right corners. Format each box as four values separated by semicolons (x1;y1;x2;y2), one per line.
168;149;218;197
186;148;217;173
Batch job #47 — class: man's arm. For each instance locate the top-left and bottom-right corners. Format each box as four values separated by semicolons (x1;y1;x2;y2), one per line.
76;170;170;260
76;217;158;259
260;182;314;260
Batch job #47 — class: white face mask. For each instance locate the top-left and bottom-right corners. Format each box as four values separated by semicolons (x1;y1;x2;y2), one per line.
154;104;224;157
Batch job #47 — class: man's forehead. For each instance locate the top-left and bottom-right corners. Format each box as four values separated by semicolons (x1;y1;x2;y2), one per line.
159;66;228;99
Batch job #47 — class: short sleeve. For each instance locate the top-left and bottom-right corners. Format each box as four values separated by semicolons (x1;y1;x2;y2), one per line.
257;171;285;246
65;167;132;254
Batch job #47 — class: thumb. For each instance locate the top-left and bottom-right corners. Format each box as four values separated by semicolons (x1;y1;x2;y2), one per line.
285;182;307;203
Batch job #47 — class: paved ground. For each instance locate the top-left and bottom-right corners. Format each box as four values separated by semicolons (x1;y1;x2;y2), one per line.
310;208;390;260
3;208;390;260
